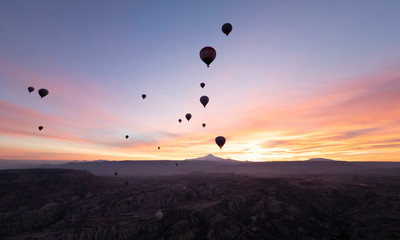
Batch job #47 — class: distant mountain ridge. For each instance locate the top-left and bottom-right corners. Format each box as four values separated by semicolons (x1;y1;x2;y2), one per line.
184;154;236;162
68;159;109;163
306;158;337;162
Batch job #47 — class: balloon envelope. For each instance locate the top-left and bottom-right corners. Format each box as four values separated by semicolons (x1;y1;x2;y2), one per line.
215;136;226;149
156;211;163;221
38;126;43;131
125;135;129;139
158;146;160;150
178;119;182;123
200;46;216;67
142;94;146;99
202;123;206;128
200;83;205;88
185;113;192;121
28;87;34;93
38;89;49;98
200;96;209;108
222;23;232;36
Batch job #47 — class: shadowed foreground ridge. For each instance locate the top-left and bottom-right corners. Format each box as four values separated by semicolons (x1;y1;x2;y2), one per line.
1;168;400;239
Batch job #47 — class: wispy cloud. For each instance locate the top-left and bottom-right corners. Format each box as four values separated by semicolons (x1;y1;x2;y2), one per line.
1;50;400;161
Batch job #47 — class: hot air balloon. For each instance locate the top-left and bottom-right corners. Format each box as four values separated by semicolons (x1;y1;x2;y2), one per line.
200;46;216;67
142;94;146;99
28;87;34;93
185;113;192;121
200;83;205;88
200;96;209;108
178;119;182;123
202;123;206;128
222;23;232;36
38;126;43;131
158;146;160;150
155;210;163;221
38;89;49;98
215;136;226;150
125;135;129;139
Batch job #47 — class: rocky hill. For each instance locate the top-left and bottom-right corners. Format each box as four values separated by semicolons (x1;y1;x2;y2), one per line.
1;169;400;239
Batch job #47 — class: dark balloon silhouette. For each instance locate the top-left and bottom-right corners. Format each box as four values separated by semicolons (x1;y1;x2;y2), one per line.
178;119;182;123
114;172;118;176
38;126;43;131
200;96;209;108
215;136;226;149
185;113;192;121
222;23;232;36
28;87;34;93
200;46;216;67
125;135;129;139
200;82;205;88
158;146;160;150
142;94;146;99
202;123;206;128
38;89;49;98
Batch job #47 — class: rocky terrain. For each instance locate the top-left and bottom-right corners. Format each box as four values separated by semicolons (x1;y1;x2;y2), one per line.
1;168;400;239
41;156;400;178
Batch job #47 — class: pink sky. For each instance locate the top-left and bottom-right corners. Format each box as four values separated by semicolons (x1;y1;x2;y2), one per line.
1;1;400;161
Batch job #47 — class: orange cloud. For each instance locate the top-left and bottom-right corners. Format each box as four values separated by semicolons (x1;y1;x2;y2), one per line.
1;55;400;161
174;69;400;161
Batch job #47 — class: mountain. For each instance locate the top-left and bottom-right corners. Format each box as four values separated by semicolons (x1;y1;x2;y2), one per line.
67;159;109;163
184;154;236;162
0;159;68;170
306;158;337;162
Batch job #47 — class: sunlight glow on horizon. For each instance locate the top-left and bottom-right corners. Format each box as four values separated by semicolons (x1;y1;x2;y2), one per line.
1;1;400;162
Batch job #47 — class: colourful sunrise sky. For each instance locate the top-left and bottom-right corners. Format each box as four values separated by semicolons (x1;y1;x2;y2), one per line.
1;1;399;161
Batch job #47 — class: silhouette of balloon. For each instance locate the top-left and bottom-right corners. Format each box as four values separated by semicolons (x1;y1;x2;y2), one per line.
215;136;226;149
200;82;205;88
28;87;34;93
38;126;43;131
185;113;192;121
200;96;209;108
158;146;160;150
222;23;232;36
125;135;129;139
38;89;49;98
142;94;146;99
178;119;182;123
200;46;216;67
155;211;163;220
202;123;206;128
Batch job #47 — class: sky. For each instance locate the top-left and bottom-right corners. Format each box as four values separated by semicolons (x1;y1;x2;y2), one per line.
1;0;400;162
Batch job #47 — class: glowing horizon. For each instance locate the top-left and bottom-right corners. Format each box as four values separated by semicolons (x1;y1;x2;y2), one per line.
1;1;400;162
